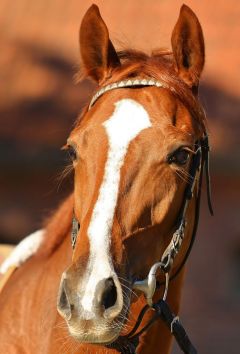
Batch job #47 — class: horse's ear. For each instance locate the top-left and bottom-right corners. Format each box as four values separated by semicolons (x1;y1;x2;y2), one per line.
171;5;205;90
80;4;120;83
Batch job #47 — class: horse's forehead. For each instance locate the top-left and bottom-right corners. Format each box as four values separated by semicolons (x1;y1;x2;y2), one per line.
103;98;152;139
89;87;177;126
90;98;153;160
72;87;194;152
75;96;154;149
85;87;192;133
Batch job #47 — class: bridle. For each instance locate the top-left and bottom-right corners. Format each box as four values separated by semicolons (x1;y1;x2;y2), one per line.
71;78;213;354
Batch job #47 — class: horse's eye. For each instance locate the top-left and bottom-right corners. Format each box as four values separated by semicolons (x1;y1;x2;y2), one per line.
168;148;190;165
68;146;77;161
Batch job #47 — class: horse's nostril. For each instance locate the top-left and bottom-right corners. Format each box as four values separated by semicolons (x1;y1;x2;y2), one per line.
59;285;68;309
102;277;117;310
58;278;72;320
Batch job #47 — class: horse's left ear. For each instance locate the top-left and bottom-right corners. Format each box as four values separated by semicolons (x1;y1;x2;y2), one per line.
80;4;120;83
171;5;205;90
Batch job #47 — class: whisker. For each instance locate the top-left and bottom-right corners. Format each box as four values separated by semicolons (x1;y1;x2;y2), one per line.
56;163;74;191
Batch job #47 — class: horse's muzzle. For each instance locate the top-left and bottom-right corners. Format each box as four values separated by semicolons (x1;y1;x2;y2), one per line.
57;271;127;344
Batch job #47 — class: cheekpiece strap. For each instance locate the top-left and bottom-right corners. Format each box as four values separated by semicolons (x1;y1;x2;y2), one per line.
160;143;202;273
201;135;214;215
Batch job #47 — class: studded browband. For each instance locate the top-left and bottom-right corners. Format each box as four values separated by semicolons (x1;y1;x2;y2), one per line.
89;78;166;109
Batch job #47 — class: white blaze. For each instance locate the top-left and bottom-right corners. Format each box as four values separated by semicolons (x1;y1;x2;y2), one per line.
81;99;152;317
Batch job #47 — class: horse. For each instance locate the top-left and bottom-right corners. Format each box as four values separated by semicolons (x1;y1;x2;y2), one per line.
0;4;213;354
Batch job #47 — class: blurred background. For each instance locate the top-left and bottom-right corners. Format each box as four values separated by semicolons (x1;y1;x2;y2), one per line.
0;0;239;352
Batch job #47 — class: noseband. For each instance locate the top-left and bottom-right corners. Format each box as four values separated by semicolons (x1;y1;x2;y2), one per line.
71;78;213;354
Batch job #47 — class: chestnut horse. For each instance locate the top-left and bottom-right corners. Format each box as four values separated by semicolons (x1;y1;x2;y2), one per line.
0;4;212;354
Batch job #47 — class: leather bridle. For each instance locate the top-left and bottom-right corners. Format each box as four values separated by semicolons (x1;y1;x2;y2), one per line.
70;78;213;354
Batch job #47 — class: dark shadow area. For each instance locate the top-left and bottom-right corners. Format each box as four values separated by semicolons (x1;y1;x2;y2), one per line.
200;83;240;125
199;83;240;173
0;41;94;243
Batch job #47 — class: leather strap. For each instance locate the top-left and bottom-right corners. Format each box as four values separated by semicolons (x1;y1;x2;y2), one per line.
154;300;197;354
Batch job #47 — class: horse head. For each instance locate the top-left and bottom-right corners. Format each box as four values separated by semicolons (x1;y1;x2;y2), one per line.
57;4;207;347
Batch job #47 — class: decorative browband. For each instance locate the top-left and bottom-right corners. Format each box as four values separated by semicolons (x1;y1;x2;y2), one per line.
89;78;164;109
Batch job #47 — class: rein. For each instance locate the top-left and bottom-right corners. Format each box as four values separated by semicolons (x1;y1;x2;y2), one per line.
71;78;213;354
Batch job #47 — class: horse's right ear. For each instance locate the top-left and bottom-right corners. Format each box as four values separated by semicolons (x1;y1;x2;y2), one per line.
80;4;120;83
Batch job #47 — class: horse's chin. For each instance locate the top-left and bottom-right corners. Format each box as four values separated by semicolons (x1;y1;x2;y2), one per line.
68;323;122;345
65;288;131;346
